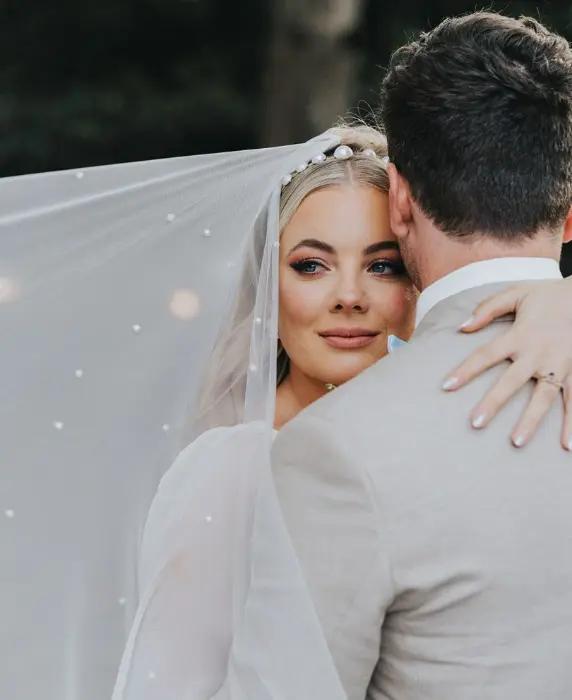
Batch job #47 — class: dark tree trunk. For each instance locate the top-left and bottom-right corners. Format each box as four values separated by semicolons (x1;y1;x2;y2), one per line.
262;0;365;146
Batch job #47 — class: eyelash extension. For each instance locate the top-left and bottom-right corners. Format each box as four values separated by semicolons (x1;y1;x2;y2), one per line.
370;259;407;275
290;258;406;275
289;259;327;274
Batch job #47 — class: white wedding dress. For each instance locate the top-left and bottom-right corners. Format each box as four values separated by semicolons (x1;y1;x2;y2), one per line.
112;425;280;698
113;340;404;699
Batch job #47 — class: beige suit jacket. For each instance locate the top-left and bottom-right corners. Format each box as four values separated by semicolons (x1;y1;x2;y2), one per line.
271;283;572;700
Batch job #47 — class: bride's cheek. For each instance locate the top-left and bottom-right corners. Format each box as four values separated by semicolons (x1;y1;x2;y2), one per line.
377;284;417;329
279;276;328;325
278;282;327;370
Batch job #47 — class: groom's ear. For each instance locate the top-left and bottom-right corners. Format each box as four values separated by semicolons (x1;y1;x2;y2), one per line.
387;163;413;239
563;206;572;244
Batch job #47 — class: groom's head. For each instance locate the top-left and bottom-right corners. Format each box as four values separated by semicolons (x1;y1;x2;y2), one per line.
381;12;572;287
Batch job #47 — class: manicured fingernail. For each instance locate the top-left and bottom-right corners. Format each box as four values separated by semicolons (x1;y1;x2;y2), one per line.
513;435;526;448
442;376;459;391
459;316;475;330
472;413;486;429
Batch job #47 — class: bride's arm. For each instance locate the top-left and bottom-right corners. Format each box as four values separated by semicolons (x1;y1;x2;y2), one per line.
442;277;572;450
112;425;261;700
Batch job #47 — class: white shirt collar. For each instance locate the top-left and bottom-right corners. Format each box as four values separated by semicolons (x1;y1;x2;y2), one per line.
415;257;562;327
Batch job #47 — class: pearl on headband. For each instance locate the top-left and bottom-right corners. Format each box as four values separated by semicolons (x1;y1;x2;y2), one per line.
333;145;353;160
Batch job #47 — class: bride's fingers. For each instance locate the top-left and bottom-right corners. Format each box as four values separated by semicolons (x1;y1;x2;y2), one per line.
457;286;523;333
561;379;572;452
509;379;563;448
442;334;515;391
468;360;534;429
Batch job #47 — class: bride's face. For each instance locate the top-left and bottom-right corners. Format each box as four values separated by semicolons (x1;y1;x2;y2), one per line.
279;184;417;387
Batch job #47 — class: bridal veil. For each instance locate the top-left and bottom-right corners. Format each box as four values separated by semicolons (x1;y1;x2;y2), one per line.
0;131;347;698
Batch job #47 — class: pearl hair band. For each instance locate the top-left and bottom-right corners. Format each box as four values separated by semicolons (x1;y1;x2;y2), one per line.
280;145;390;188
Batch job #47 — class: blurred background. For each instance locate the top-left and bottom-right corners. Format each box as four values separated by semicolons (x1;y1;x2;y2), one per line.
3;0;571;270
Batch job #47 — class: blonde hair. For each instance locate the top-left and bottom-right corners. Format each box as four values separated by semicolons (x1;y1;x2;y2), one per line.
280;125;389;229
192;124;391;436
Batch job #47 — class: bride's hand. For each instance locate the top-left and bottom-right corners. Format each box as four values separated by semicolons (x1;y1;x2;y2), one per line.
442;277;572;450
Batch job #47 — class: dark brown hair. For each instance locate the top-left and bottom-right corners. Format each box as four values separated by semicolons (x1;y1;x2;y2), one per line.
381;12;572;239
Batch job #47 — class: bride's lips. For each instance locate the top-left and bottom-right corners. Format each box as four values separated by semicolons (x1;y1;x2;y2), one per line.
318;327;380;349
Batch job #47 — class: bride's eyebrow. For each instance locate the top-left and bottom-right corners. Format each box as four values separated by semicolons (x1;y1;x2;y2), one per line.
288;239;334;255
363;241;400;255
287;238;400;256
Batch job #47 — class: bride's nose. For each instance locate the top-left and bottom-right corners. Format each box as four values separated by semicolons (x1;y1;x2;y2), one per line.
331;274;369;313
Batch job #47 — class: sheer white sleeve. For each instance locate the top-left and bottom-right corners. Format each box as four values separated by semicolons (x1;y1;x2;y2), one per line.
112;424;262;700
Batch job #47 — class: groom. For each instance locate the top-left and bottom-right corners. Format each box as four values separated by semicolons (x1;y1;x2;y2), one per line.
272;11;572;699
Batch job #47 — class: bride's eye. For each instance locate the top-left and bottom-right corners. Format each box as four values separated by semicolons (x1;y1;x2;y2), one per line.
290;259;327;275
369;259;406;276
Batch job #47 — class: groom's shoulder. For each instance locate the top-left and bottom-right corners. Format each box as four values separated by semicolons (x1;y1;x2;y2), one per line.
302;317;512;444
307;284;520;430
308;326;461;423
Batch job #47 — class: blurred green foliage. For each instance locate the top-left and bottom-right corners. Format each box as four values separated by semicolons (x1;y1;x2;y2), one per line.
2;0;570;270
0;0;270;174
3;1;571;176
5;0;570;271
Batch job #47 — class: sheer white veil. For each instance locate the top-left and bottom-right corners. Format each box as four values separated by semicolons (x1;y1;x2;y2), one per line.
0;130;350;699
112;128;351;699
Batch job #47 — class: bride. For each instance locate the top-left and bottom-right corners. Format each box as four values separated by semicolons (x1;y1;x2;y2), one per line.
111;124;572;699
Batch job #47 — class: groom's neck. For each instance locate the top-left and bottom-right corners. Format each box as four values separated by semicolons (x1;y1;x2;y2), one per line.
412;222;561;291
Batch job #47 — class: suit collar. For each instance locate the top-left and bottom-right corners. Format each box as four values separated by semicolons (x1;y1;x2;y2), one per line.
415;257;562;328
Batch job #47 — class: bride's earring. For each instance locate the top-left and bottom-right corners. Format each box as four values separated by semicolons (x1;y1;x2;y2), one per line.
325;383;337;391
